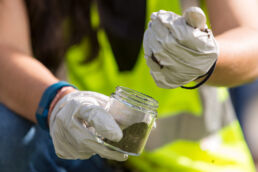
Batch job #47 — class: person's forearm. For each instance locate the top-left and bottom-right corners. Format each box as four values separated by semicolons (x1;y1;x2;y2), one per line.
0;45;59;122
205;0;258;87
206;26;258;87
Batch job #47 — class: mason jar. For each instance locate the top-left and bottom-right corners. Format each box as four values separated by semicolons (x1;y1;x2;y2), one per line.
103;86;158;156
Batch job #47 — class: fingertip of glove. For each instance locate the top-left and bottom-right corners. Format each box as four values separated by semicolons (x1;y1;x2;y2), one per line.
105;127;123;142
88;108;123;142
183;7;206;30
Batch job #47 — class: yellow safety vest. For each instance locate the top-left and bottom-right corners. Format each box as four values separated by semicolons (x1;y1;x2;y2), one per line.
65;0;255;171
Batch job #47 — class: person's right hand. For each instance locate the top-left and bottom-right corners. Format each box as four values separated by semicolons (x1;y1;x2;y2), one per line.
143;7;218;89
49;91;127;161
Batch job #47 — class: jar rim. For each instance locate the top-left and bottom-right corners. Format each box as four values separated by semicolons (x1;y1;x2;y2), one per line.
112;86;159;115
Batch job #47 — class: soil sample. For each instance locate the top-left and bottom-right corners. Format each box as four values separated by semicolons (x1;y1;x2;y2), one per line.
105;122;150;155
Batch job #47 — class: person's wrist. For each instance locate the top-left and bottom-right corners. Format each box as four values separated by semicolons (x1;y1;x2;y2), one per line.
180;60;217;89
48;86;77;124
36;81;77;131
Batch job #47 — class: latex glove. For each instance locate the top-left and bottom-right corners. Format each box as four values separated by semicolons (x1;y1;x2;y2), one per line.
143;7;219;88
49;91;127;161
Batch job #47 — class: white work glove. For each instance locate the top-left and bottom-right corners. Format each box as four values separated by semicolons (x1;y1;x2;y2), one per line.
49;91;127;161
143;7;219;88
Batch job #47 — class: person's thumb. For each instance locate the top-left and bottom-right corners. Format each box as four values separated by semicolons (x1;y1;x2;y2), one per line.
78;105;123;142
183;7;206;30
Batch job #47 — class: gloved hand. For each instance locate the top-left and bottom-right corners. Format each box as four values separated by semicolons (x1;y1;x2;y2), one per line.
143;7;219;88
49;90;127;161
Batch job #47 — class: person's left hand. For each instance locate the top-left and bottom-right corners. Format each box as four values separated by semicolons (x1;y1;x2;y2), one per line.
143;7;219;89
49;91;127;161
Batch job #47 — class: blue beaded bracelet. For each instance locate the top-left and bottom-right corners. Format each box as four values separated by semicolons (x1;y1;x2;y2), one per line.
36;81;76;131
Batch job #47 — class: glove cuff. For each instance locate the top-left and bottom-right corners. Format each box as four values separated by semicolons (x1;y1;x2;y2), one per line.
36;81;77;131
181;60;217;89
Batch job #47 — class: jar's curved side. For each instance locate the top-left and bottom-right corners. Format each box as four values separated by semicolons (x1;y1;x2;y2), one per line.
102;86;158;156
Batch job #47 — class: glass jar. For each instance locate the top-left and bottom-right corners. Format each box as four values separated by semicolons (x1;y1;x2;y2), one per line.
103;86;158;156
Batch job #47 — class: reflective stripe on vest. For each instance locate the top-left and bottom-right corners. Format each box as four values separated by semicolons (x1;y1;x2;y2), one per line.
145;85;235;151
65;0;255;171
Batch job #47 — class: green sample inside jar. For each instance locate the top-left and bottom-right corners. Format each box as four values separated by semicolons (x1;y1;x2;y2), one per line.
105;122;150;154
